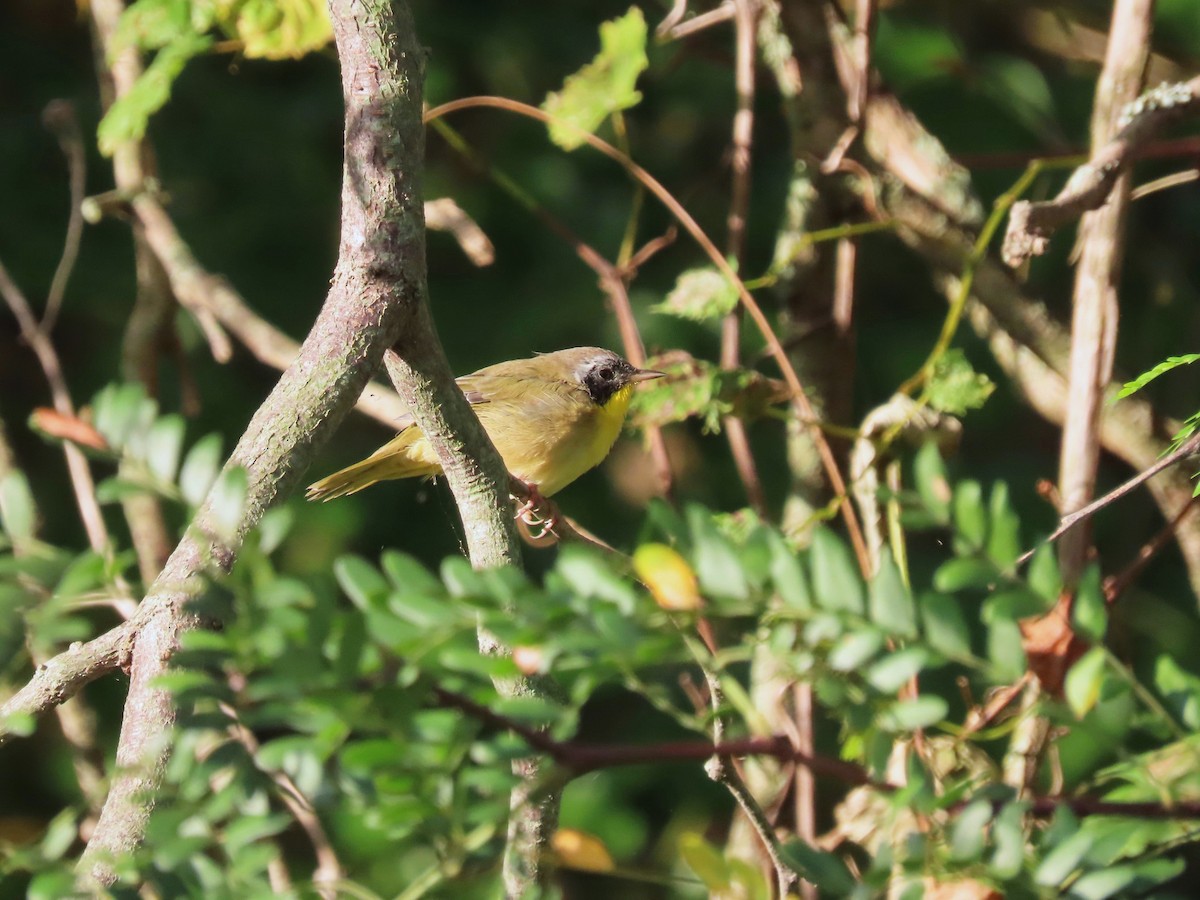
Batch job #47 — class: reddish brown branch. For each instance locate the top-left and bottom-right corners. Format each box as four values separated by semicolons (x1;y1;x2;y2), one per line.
434;685;1200;820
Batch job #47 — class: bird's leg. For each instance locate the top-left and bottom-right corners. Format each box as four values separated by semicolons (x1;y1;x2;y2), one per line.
510;478;561;542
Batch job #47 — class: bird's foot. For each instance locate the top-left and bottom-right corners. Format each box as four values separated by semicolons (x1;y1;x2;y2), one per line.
511;479;561;546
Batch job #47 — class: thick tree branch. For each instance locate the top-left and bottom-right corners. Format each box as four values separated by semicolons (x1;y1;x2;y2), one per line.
76;0;446;884
1054;0;1151;586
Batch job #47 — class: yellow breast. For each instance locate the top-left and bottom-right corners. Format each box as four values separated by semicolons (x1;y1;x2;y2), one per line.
475;381;634;496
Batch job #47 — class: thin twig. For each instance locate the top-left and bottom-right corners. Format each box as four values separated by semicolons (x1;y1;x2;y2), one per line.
719;0;769;519
1054;0;1152;588
701;652;799;896
658;0;736;41
1015;431;1200;568
0;259;109;553
220;700;343;893
1105;497;1198;603
118;194;411;428
40;101;87;334
1002;75;1200;266
426;96;872;576
424;196;495;266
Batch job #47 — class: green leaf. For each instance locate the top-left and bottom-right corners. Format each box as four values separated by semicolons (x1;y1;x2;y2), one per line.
1065;647;1108;718
257;505;295;555
687;506;748;600
179;433;223;506
381;550;444;596
213;0;332;60
223;813;291;855
1117;354;1200;398
678;833;731;890
1153;654;1200;729
948;799;993;862
987;617;1026;681
0;467;38;545
977;54;1058;141
874;16;962;92
389;591;463;629
810;528;864;614
147;413;186;483
1035;828;1094;887
768;531;812;612
926;349;995;415
865;648;930;694
1071;563;1107;642
878;695;947;731
777;840;856;895
828;629;886;672
913;442;951;524
334;556;389;610
556;546;638;613
28;872;77;900
986;482;1021;567
38;808;80;861
989;801;1027;879
209;465;247;539
1066;860;1185;899
98;33;213;156
933;557;995;592
1028;545;1062;604
982;588;1048;623
919;592;971;658
869;550;916;637
630;356;787;434
541;7;648;150
151;670;233;703
93;382;150;450
653;267;738;322
952;480;986;548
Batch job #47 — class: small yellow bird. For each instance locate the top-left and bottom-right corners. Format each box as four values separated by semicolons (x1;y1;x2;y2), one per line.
306;347;663;502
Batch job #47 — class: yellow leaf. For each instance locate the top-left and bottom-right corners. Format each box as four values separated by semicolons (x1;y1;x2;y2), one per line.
551;828;615;872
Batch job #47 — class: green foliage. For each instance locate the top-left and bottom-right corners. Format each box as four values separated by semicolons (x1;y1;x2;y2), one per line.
1115;352;1200;490
98;0;331;155
1116;353;1200;398
926;349;995;416
630;354;788;433
653;266;739;322
541;7;648;150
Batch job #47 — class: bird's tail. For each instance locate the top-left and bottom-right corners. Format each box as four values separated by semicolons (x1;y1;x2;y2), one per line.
306;432;433;501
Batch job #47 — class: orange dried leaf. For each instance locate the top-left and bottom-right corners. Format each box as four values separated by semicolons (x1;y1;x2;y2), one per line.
29;408;109;452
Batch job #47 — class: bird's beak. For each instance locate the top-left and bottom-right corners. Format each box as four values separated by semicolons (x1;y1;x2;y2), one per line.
629;368;666;384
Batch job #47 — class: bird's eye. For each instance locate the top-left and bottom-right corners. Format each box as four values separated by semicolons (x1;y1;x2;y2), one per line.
598;367;614;381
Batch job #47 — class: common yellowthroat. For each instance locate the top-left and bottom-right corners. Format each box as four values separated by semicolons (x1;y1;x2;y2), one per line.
306;347;664;502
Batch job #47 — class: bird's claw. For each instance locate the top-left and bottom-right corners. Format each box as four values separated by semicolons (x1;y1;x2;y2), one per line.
512;481;561;545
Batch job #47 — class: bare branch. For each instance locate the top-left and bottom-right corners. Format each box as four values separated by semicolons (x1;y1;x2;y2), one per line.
40;101;87;334
1002;75;1200;267
0;624;134;744
78;0;449;883
1055;0;1152;585
425;197;495;266
0;260;109;553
